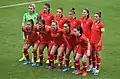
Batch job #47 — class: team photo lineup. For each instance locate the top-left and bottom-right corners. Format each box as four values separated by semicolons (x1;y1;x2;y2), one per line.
19;3;105;77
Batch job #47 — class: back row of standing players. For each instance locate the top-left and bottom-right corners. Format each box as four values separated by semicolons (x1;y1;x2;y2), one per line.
20;3;105;76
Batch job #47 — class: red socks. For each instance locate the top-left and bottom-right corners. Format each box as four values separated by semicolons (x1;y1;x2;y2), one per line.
33;49;37;62
89;55;92;66
50;54;54;67
82;61;87;72
65;59;70;68
65;55;70;68
39;51;43;64
92;55;96;68
58;56;63;69
75;60;80;71
97;56;101;70
54;52;57;60
24;48;29;60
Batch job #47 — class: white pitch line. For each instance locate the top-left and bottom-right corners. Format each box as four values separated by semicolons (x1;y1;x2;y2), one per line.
0;0;49;9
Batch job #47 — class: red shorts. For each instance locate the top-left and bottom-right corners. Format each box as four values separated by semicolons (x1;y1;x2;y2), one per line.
40;41;53;47
74;45;79;52
90;42;103;51
77;47;87;56
65;40;76;50
53;42;66;48
27;40;40;45
66;43;75;50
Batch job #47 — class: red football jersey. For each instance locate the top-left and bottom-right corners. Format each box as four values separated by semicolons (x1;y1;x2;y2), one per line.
90;22;104;43
76;34;88;48
67;18;81;30
63;32;77;47
54;16;66;29
38;26;52;43
22;26;39;42
80;18;93;40
51;29;65;45
40;12;54;26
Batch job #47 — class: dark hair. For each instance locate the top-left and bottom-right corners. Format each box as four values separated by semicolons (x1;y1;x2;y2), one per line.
70;8;75;14
44;3;50;8
27;19;34;30
38;19;45;25
52;20;58;25
75;26;83;34
95;12;102;17
44;3;50;13
65;21;70;27
84;8;90;18
28;19;34;26
57;7;63;12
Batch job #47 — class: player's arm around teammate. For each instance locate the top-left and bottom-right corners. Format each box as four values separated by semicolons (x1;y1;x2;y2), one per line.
19;4;39;62
22;19;40;66
62;21;77;71
73;26;90;76
36;20;52;66
48;21;66;71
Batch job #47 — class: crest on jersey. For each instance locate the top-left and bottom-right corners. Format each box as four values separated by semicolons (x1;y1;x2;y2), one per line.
81;23;83;27
86;21;89;24
96;26;99;28
60;20;63;22
48;16;51;19
73;21;76;24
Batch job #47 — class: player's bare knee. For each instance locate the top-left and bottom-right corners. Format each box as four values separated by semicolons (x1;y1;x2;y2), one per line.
75;57;79;61
58;51;63;56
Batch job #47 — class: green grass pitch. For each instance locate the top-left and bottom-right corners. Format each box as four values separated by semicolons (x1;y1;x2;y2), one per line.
0;0;120;79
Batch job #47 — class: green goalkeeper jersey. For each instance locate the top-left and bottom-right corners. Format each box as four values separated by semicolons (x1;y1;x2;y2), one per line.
22;12;39;26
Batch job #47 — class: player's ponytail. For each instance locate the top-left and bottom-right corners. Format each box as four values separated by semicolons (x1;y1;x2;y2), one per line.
75;26;83;35
99;12;102;17
84;8;90;18
70;8;75;14
71;8;75;10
